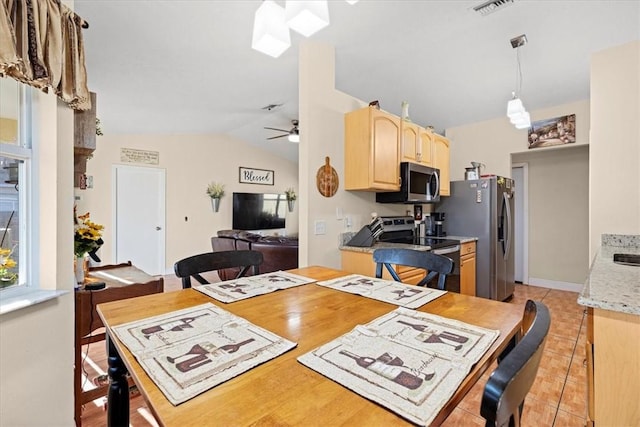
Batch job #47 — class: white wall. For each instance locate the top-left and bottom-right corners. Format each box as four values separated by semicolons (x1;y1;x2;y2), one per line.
298;42;406;268
78;133;298;272
0;91;75;426
512;145;590;285
445;100;589;180
589;40;640;258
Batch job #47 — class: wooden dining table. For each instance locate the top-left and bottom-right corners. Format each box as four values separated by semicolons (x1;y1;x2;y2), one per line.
97;266;523;426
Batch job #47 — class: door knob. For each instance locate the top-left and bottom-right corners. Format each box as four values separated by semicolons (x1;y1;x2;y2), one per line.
156;226;162;231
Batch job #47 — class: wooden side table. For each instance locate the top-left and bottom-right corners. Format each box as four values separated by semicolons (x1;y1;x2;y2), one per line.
74;261;164;427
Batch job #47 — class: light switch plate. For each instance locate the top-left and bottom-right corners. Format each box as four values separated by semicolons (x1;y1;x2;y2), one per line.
314;220;326;235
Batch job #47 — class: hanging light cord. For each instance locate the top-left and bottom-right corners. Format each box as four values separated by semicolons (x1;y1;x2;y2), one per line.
515;46;523;98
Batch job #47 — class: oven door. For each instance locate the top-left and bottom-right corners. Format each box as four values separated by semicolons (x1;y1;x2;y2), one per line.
431;245;461;292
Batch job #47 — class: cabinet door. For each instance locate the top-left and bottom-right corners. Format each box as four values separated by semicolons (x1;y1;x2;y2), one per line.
371;110;401;189
400;121;420;163
432;133;450;196
418;127;433;166
459;253;476;296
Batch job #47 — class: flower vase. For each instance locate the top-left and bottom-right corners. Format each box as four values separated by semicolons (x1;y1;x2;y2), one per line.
287;200;295;212
211;198;220;213
75;255;86;285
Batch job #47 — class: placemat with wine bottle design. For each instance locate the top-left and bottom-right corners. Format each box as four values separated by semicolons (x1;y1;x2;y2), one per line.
315;274;447;309
111;302;296;405
297;307;499;426
193;270;316;303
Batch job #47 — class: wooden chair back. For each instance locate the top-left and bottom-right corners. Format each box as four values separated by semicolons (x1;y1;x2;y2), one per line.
480;300;551;427
174;250;263;289
373;248;454;289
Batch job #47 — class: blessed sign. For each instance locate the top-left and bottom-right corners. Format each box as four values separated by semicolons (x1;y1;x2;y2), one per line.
239;167;274;185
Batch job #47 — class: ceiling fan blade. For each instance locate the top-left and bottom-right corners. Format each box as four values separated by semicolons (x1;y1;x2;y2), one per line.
267;134;287;140
264;127;289;132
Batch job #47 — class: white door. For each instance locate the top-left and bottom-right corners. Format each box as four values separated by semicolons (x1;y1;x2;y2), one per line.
113;165;166;275
511;164;528;284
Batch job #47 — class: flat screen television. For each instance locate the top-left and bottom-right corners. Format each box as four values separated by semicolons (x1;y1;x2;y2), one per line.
232;192;286;231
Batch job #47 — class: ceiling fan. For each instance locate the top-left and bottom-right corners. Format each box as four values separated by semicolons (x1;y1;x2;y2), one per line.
264;119;299;143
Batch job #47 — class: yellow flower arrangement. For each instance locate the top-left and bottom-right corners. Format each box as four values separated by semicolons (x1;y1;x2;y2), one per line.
0;247;17;285
74;209;104;261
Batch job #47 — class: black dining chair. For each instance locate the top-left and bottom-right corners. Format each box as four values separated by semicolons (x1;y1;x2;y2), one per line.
373;248;454;289
480;299;551;427
173;250;263;289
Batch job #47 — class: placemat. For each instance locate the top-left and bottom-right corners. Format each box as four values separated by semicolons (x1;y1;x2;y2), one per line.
112;303;296;405
298;307;499;426
193;270;315;303
315;274;446;309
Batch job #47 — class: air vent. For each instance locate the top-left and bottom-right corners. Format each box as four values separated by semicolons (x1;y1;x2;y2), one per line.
473;0;514;16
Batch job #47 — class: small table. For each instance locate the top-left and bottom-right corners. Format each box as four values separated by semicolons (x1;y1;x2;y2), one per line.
97;266;522;426
74;261;163;427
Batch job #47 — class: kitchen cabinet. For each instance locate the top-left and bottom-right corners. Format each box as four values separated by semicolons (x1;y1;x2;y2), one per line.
341;250;426;285
431;131;450;196
586;307;640;426
459;241;476;296
345;106;401;191
400;121;432;166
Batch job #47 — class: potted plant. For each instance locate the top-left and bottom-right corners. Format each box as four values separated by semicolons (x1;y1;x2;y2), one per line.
285;187;296;212
206;182;225;212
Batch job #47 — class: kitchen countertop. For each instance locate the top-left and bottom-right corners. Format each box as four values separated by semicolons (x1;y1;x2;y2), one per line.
578;234;640;315
339;233;477;254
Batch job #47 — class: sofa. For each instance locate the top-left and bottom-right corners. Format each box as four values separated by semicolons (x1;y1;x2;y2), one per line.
211;230;299;280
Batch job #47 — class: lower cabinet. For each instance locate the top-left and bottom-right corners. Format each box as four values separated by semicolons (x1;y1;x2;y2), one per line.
341;250;426;285
586;307;640;426
459;241;476;296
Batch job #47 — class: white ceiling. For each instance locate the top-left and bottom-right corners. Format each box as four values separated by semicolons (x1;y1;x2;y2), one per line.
74;1;640;163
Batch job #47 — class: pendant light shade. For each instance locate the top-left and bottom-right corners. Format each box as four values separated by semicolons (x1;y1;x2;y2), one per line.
345;0;359;4
285;1;330;37
252;0;291;58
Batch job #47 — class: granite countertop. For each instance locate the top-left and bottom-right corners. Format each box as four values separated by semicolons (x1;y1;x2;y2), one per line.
578;234;640;315
338;233;477;254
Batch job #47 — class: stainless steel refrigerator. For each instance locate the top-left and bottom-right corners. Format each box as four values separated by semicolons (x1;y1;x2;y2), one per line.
437;177;515;301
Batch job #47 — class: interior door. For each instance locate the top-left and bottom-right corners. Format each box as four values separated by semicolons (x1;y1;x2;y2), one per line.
113;165;166;275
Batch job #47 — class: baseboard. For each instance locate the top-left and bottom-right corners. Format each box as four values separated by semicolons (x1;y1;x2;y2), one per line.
527;277;584;293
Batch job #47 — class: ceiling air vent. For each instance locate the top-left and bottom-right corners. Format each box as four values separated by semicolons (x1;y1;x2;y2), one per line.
473;0;515;16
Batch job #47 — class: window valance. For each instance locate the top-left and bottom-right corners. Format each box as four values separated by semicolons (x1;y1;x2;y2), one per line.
0;0;90;110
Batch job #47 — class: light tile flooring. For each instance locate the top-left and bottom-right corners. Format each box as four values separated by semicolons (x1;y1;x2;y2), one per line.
80;277;587;427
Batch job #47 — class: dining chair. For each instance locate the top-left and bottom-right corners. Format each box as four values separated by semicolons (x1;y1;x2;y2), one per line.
173;250;263;289
373;247;454;289
480;299;551;427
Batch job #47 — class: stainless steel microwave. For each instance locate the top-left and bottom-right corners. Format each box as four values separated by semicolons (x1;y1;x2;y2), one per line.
376;162;440;204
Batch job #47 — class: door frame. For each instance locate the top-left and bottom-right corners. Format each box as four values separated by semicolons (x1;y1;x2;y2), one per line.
511;162;529;284
111;164;166;275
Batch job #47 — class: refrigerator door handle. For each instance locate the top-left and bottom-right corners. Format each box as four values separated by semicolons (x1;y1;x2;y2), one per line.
503;192;512;260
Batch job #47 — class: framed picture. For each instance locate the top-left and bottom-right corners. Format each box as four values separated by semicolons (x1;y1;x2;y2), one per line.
528;114;576;149
239;167;274;185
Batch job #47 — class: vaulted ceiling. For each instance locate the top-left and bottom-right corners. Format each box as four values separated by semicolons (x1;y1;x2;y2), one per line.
75;1;640;162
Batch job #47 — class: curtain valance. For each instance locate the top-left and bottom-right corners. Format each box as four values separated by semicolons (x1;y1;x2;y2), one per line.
0;0;90;110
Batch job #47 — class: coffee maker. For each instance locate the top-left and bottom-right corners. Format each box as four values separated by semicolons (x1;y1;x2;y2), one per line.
432;212;446;237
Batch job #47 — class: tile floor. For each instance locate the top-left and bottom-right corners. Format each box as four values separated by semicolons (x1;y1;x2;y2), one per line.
80;277;587;427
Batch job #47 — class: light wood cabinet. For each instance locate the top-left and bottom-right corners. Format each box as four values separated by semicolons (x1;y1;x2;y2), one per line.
459;241;476;296
586;307;640;426
431;132;450;196
341;250;426;285
400;121;432;166
345;107;401;191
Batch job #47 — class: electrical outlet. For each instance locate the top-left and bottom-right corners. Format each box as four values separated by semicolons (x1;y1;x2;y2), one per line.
314;220;326;235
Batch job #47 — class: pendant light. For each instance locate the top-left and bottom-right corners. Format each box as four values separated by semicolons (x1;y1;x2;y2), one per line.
506;34;531;129
252;0;291;58
285;1;330;37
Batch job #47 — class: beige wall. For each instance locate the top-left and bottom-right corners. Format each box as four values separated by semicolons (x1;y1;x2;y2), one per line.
78;134;298;272
298;42;406;268
513;145;590;284
589;40;640;258
0;91;75;425
446;100;589;180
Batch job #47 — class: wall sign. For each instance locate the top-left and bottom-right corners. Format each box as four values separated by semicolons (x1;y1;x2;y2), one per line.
120;148;160;165
239;167;274;185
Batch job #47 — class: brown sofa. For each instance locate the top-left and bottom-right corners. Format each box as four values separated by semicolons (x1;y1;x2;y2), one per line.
211;230;299;280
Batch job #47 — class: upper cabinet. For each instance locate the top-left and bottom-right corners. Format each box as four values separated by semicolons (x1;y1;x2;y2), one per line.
431;132;450;196
400;121;432;167
345;106;401;191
